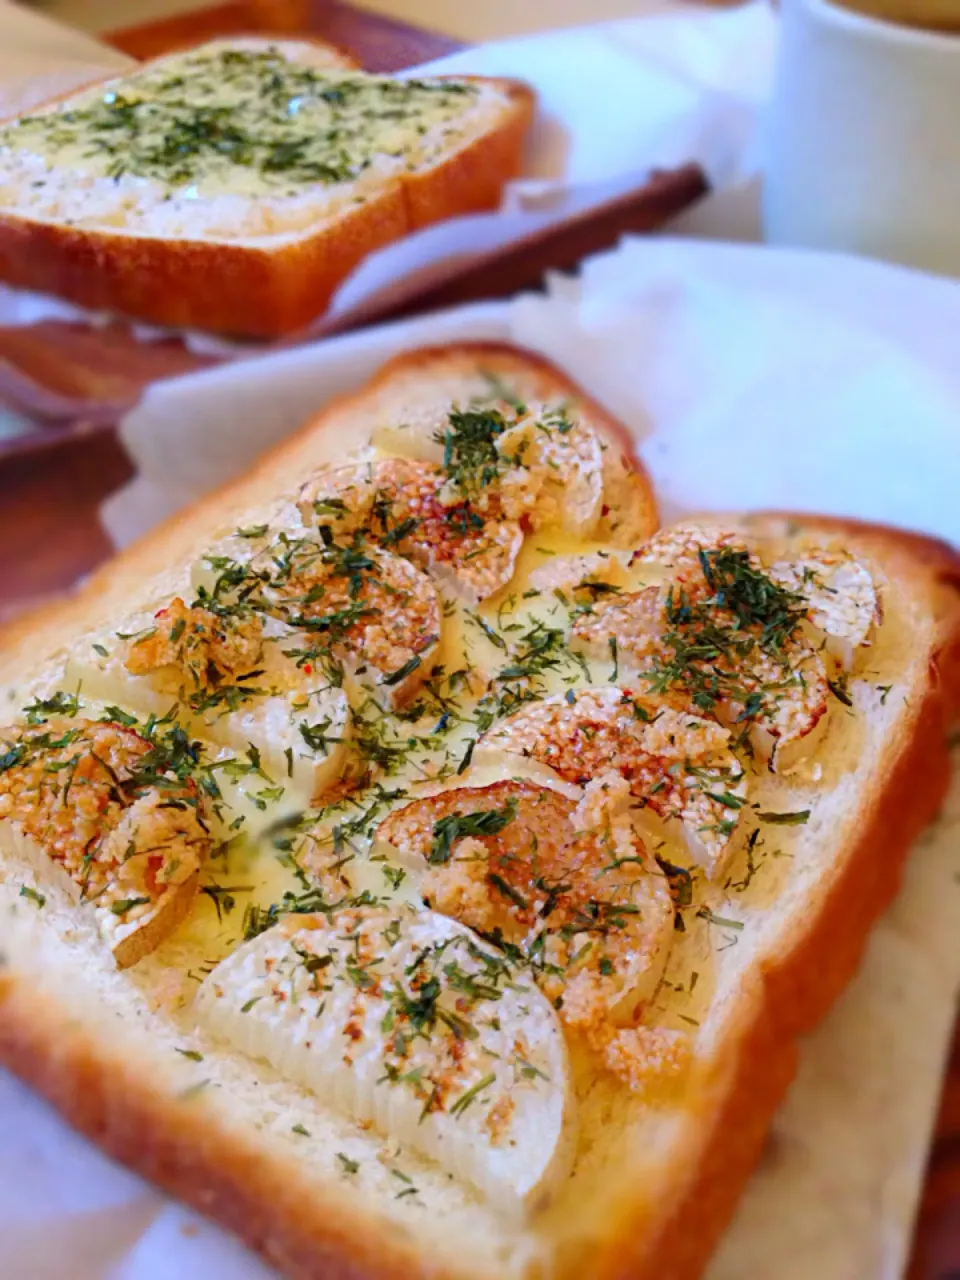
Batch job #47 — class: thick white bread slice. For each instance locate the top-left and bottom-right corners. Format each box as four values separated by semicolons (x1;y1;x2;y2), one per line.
0;514;955;1280
0;347;956;1280
0;40;534;336
194;905;576;1215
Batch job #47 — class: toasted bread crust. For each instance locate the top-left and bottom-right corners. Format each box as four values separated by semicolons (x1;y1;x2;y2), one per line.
0;60;534;337
0;975;438;1280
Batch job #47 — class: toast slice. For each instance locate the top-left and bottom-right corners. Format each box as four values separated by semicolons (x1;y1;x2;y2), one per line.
0;345;957;1280
0;40;534;337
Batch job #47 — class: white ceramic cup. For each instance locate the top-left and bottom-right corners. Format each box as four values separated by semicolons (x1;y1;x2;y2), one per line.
762;0;960;276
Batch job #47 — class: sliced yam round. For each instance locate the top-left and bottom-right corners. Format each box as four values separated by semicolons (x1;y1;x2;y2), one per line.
573;524;838;772
631;523;749;573
480;687;747;877
194;904;576;1215
298;456;523;605
0;717;210;966
495;414;604;538
376;778;675;1033
527;550;631;596
769;549;880;671
70;601;351;804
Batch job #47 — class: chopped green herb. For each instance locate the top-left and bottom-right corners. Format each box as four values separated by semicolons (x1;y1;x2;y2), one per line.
429;799;518;865
757;809;810;826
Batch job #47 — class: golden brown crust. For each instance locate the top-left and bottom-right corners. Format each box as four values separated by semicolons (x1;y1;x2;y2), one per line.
0;62;534;338
0;189;410;338
403;81;534;231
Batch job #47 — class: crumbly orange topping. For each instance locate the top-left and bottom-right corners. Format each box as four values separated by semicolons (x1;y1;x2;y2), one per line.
572;530;831;761
0;717;208;917
195;528;441;701
124;596;264;694
299;456;522;602
483;687;746;869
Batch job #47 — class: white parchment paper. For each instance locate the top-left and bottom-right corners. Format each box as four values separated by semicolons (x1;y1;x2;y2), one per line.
0;1;775;346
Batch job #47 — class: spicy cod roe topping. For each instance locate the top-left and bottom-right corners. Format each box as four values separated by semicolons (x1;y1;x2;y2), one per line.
481;686;747;877
124;595;265;698
195;904;575;1211
197;527;441;708
376;779;676;1059
0;715;211;967
298;456;523;605
572;526;834;769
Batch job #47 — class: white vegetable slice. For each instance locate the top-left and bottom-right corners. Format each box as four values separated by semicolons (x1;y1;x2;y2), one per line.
195;905;576;1214
67;603;350;803
769;549;879;671
526;550;631;596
